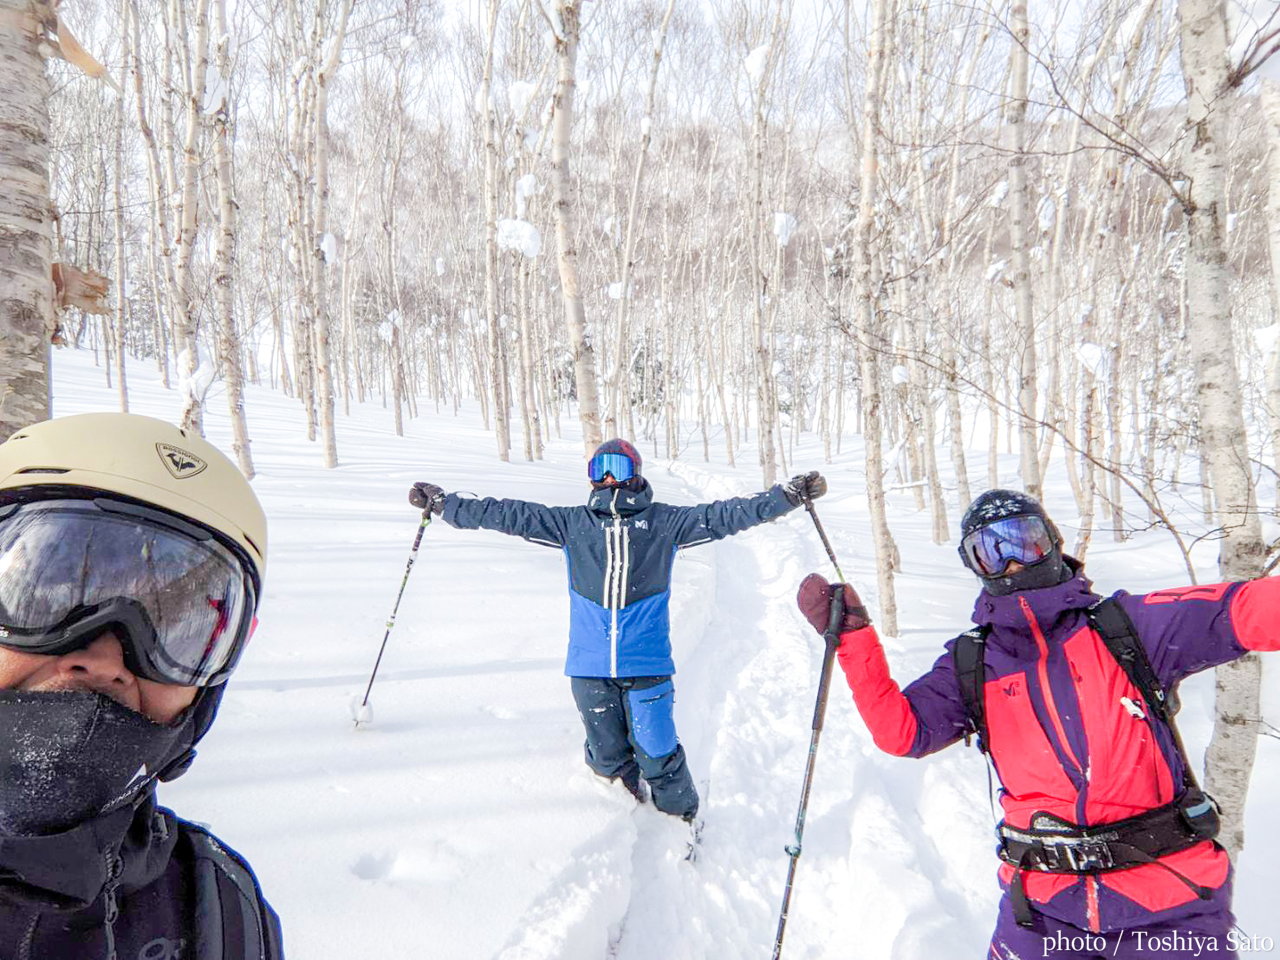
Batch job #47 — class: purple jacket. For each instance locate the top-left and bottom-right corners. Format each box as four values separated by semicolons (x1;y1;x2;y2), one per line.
834;566;1280;933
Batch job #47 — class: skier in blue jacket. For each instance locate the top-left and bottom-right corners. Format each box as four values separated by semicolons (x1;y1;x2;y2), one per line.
410;439;825;821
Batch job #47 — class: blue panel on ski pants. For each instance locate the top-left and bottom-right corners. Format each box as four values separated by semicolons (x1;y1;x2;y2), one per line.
627;680;677;757
570;676;698;819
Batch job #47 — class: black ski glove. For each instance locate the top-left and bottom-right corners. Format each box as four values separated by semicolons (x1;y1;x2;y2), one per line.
797;573;871;638
783;471;827;506
409;482;447;515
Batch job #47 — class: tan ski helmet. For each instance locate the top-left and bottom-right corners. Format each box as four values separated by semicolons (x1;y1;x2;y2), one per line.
0;413;266;588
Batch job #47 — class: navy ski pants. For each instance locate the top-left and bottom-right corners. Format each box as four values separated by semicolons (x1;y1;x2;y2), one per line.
569;675;698;820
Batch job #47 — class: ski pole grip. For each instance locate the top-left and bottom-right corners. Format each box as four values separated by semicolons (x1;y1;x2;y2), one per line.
824;584;846;643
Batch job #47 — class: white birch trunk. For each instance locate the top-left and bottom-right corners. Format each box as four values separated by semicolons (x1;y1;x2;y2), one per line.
211;0;252;477
605;0;676;436
173;0;212;433
1178;0;1267;858
310;0;352;468
0;0;52;439
112;8;130;413
1262;78;1280;479
549;0;602;453
748;4;786;488
1006;2;1040;498
853;0;899;634
481;0;509;461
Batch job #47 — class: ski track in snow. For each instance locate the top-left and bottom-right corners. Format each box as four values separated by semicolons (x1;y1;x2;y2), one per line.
47;348;1280;959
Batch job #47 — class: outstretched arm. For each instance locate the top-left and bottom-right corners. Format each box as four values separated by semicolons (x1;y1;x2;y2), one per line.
1117;577;1280;686
409;482;569;547
444;495;569;547
667;472;825;547
797;574;967;758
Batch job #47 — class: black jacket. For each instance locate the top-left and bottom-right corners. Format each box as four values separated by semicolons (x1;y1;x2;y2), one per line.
0;795;282;960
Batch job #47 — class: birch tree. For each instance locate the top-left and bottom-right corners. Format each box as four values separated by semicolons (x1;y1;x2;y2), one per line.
546;0;602;453
851;0;900;635
1005;1;1041;499
0;0;52;440
210;0;253;476
172;0;213;433
1178;0;1266;856
480;0;510;461
1263;76;1280;473
604;0;677;438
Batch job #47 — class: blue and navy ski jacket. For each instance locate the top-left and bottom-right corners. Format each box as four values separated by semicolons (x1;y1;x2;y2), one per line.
442;479;796;677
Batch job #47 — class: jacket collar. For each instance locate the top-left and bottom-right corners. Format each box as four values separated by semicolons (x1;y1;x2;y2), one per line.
587;479;653;516
970;559;1099;654
0;794;177;912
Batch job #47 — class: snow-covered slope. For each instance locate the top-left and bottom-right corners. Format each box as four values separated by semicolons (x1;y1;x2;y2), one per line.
50;347;1279;958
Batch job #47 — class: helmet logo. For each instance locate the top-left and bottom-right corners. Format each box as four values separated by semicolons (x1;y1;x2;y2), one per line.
156;443;208;479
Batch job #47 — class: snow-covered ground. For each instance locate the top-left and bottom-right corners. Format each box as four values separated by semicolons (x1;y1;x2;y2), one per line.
51;347;1280;959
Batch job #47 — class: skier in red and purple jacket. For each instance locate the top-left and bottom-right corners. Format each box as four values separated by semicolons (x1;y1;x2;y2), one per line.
797;489;1279;960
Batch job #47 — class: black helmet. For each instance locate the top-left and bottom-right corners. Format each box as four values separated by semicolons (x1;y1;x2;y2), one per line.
958;489;1067;595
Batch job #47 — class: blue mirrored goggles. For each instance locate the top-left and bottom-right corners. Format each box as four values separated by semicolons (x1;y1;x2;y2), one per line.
960;515;1056;577
587;452;635;483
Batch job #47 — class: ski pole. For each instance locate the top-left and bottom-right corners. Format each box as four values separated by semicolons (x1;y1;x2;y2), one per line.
354;509;432;727
802;497;845;583
771;572;846;959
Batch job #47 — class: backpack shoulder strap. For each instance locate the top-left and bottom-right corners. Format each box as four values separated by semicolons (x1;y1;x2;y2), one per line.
183;822;284;960
1086;597;1198;792
1086;597;1174;724
952;626;991;752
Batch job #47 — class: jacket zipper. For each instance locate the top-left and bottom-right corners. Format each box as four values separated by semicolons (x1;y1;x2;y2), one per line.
1019;596;1099;932
608;490;621;678
1018;596;1084;777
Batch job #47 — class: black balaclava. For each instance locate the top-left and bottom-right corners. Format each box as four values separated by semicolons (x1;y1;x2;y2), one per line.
0;691;183;836
958;489;1070;596
589;438;645;493
0;684;222;837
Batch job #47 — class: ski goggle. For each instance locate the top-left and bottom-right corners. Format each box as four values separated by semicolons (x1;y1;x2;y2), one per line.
959;515;1057;577
0;498;257;687
587;452;636;484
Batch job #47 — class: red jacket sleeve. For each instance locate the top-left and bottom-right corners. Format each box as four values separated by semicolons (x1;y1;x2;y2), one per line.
1227;577;1280;652
835;626;969;758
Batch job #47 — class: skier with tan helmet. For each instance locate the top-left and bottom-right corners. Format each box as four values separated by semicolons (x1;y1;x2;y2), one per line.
0;413;282;958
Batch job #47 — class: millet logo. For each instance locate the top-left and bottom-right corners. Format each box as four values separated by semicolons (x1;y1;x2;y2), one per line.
156;443;207;479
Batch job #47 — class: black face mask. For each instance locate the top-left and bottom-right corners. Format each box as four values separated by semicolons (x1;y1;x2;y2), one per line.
979;551;1071;596
0;690;187;836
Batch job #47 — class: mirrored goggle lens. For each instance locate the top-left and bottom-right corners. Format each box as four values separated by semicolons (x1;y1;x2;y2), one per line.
588;453;635;483
0;500;254;686
961;515;1055;577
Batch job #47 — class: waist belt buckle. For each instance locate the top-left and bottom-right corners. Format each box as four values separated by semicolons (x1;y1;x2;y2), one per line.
1060;839;1113;872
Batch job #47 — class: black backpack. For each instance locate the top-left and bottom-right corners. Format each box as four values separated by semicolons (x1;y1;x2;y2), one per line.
952;597;1197;794
182;822;284;960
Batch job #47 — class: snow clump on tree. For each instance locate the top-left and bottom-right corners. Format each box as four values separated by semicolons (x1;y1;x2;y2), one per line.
497;219;542;258
774;212;797;248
